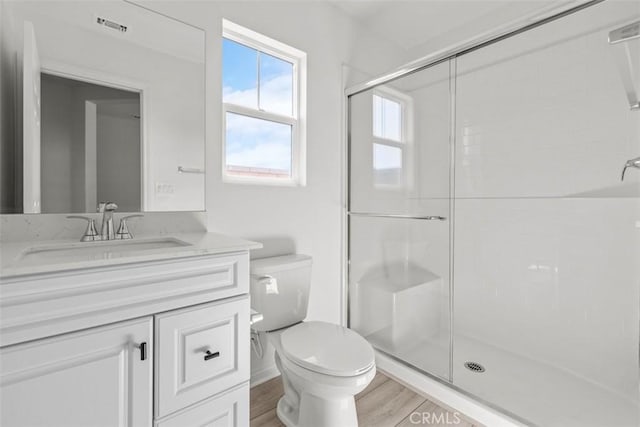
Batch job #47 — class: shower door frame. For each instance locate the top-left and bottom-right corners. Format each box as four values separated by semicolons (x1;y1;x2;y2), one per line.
342;0;610;423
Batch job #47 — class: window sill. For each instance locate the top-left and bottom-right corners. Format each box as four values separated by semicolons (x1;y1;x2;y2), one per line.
222;174;304;187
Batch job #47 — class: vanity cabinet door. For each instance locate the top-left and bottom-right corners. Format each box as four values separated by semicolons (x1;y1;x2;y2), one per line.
0;317;153;427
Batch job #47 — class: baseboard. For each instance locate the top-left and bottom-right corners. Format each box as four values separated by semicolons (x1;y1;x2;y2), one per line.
375;351;528;427
250;365;280;387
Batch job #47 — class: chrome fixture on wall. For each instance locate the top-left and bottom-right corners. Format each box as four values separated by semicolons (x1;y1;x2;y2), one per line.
609;21;640;111
177;166;205;174
621;157;640;181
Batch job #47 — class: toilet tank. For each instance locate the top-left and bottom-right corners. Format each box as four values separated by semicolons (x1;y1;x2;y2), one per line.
250;254;312;332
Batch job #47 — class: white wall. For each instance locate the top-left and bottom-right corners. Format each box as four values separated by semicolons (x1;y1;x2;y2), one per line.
135;0;404;382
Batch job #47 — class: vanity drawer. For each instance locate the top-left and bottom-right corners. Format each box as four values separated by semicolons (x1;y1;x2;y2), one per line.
155;296;249;418
155;382;249;427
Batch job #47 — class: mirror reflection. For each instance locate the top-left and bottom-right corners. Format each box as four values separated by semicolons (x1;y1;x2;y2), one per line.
41;74;141;213
0;1;205;214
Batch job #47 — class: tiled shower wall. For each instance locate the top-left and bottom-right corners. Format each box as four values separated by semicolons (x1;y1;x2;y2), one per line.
453;0;640;398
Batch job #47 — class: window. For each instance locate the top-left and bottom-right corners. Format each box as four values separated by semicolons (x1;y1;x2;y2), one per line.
372;89;411;188
222;20;306;184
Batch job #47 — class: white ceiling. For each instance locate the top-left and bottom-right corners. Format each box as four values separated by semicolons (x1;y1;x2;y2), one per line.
330;0;567;52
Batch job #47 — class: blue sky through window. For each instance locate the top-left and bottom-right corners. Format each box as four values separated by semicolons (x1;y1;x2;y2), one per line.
373;94;402;142
372;93;404;187
226;113;292;173
223;38;294;175
222;39;257;108
260;52;293;116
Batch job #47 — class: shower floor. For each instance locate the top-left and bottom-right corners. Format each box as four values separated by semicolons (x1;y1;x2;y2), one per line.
367;328;639;427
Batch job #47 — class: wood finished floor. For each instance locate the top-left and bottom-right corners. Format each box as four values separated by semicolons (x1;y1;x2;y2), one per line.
250;371;481;427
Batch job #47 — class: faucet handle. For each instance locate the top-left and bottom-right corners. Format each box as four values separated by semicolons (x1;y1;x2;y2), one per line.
116;214;143;240
97;202;118;212
67;215;101;242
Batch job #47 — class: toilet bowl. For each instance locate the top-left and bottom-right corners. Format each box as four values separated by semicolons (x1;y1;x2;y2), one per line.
269;321;376;427
250;255;376;427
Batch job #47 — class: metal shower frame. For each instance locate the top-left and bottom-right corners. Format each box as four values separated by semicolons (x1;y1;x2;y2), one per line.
341;0;609;423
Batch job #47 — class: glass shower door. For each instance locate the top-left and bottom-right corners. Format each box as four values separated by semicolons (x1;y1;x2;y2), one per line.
348;60;454;381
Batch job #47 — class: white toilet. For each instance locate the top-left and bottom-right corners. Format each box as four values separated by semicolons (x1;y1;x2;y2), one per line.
250;254;376;427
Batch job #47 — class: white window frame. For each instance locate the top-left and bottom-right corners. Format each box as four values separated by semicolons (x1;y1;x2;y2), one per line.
372;86;413;190
222;19;307;186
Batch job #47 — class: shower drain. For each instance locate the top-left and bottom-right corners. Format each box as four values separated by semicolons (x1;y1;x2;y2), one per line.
464;361;485;373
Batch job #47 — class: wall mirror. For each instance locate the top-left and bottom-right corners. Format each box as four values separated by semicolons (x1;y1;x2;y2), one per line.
1;0;205;213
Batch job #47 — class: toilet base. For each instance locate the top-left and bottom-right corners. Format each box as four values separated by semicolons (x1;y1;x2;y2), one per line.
276;396;298;427
276;393;358;427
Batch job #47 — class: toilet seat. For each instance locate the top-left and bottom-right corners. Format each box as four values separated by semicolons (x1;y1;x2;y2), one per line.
280;321;375;377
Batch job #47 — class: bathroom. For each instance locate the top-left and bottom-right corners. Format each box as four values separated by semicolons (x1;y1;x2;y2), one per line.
0;0;638;426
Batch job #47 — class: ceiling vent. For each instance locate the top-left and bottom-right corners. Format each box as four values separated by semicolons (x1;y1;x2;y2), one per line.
96;16;127;33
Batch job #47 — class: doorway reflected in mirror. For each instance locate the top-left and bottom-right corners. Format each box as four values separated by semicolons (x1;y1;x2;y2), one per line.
41;74;141;214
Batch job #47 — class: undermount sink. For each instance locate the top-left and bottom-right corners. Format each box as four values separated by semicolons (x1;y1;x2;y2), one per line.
18;237;192;263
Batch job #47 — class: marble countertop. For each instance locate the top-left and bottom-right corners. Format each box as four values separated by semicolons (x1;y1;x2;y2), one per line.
0;232;262;279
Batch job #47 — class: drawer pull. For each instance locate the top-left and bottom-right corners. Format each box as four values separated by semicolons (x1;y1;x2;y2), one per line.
204;350;220;361
139;342;147;361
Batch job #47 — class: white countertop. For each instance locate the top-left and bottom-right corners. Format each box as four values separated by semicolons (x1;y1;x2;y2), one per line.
0;232;262;279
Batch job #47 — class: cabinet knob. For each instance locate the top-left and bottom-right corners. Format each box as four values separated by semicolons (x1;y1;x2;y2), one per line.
204;350;220;361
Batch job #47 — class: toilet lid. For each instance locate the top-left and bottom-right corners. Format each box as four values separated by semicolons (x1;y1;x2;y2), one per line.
280;321;375;377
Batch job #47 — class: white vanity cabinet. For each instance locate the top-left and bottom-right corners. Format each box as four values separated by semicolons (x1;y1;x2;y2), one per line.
0;317;153;427
0;238;259;427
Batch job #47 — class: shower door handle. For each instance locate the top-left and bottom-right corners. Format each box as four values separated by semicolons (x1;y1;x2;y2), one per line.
348;212;447;220
621;157;640;181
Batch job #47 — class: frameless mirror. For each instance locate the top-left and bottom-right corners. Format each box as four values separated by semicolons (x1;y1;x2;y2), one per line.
0;0;205;213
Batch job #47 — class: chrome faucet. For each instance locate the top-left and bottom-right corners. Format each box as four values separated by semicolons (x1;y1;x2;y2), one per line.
621;156;640;181
97;202;118;240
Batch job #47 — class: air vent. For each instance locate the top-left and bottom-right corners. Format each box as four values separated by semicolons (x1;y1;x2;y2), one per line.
464;361;485;373
96;17;127;33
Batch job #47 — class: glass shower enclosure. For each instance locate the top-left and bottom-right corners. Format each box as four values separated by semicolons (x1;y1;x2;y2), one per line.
349;59;454;382
347;1;640;426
